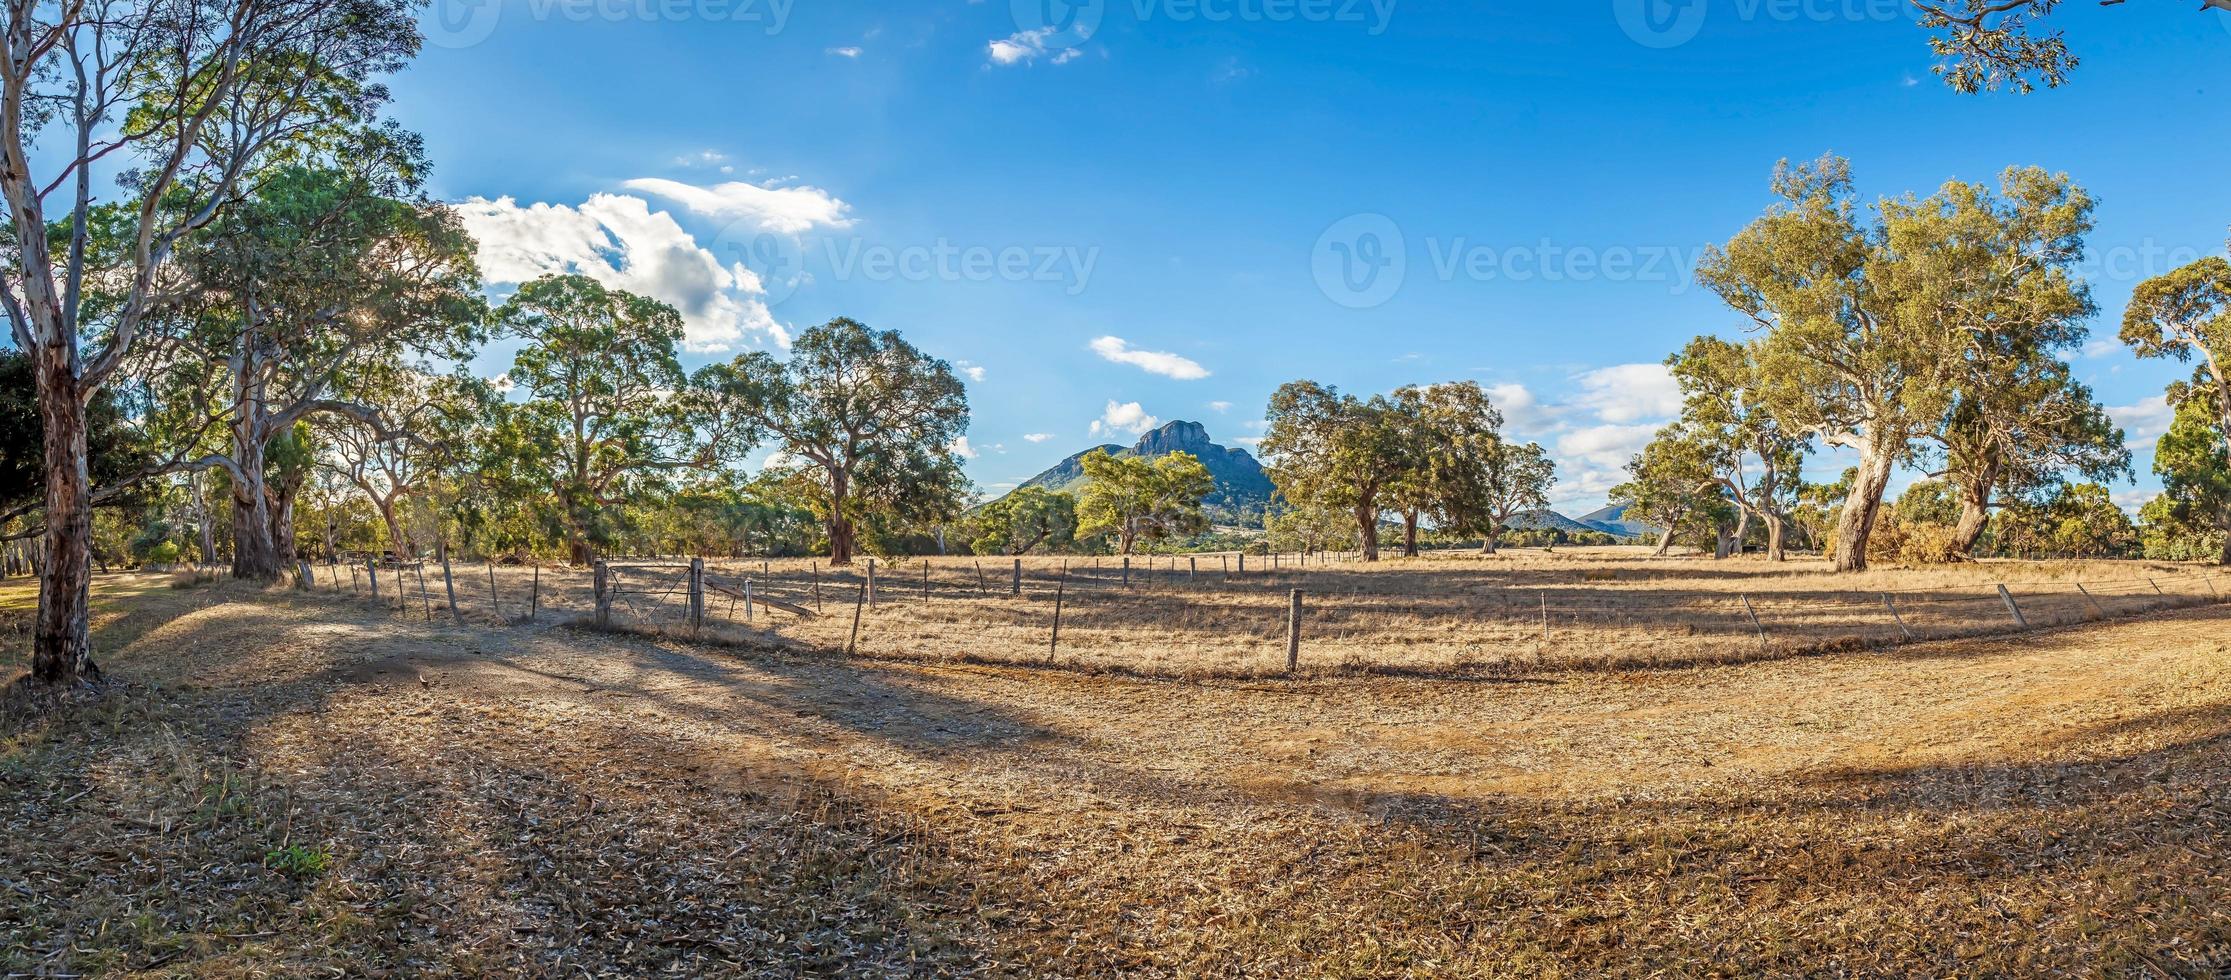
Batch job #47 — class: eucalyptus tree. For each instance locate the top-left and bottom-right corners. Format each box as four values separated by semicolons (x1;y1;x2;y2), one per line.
1910;0;2230;94
1937;362;2126;557
1261;381;1406;562
147;134;484;579
701;318;969;566
2120;248;2231;563
1076;449;1214;555
1453;440;1555;557
2;0;425;682
1663;336;1806;560
970;486;1077;556
1385;381;1513;558
1700;157;2100;572
323;369;491;561
496;275;755;566
1612;436;1730;558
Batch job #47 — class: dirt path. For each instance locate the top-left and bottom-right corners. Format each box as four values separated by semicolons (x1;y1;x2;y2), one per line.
9;577;2231;977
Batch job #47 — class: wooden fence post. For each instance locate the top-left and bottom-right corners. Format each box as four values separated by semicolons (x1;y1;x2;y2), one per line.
846;583;865;654
1882;593;1912;641
1740;594;1767;651
529;564;541;622
415;563;433;621
688;558;705;636
1189;556;1197;583
1048;570;1067;662
923;560;931;603
812;562;823;612
1237;553;1246;575
744;578;754;624
486;563;500;620
439;543;460;623
1122;556;1130;588
974;561;986;596
367;557;380;603
867;558;877;609
1286;589;1304;673
1012;558;1023;597
1997;585;2028;629
594;561;611;629
2076;583;2106;619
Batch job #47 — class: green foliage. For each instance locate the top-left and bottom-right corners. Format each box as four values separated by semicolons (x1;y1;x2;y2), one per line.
2124;248;2231;565
1075;450;1215;555
263;844;330;879
0;350;152;520
1611;438;1732;554
495;275;746;562
1263;381;1410;559
969;486;1077;556
1698;157;2100;571
702;318;969;564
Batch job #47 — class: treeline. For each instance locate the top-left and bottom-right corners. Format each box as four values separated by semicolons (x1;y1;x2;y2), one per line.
1612;157;2230;569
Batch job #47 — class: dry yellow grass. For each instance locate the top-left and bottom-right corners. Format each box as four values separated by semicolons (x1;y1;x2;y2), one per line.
2;559;2230;975
367;548;2227;679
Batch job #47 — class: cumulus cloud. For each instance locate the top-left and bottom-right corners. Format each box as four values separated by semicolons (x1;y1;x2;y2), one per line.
950;436;979;460
1023;432;1055;443
1089;401;1159;438
988;28;1083;66
2110;395;2176;453
1571;363;1684;424
956;360;987;383
454;193;787;351
620;177;855;235
1089;336;1210;380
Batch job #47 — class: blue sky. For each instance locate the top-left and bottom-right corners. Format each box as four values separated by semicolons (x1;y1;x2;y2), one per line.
391;0;2231;514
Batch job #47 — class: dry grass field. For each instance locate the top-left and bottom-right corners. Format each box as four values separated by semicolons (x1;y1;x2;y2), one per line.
4;555;2230;976
328;547;2228;678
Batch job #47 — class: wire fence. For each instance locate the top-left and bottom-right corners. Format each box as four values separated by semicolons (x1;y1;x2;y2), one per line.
277;551;2231;680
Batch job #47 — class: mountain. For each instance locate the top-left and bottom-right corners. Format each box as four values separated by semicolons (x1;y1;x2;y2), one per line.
1504;509;1604;536
1013;420;1276;522
1577;502;1659;539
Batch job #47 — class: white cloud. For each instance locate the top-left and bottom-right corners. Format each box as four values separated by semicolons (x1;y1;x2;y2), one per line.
1572;363;1683;424
988;29;1083;66
1089;401;1159;438
827;46;862;58
1483;382;1550;430
2112;487;2155;514
1207;400;1233;413
620;177;855;235
951;436;979;460
454;193;787;352
1088;336;1210;380
1023;432;1055;443
2111;395;2175;453
1552;423;1661;515
956;360;987;383
2082;337;2122;360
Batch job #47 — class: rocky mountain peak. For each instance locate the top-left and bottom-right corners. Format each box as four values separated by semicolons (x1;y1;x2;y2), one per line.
1131;420;1213;457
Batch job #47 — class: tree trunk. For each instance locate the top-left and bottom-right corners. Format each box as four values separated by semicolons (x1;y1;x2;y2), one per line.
1765;513;1786;562
1730;506;1750;557
1354;503;1380;562
226;418;286;580
1401;510;1419;558
269;479;302;567
1833;440;1899;573
1951;478;1993;558
31;357;102;685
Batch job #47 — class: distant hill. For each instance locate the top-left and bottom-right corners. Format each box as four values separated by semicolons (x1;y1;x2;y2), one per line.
1577;502;1659;540
1505;509;1606;536
1012;420;1276;523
